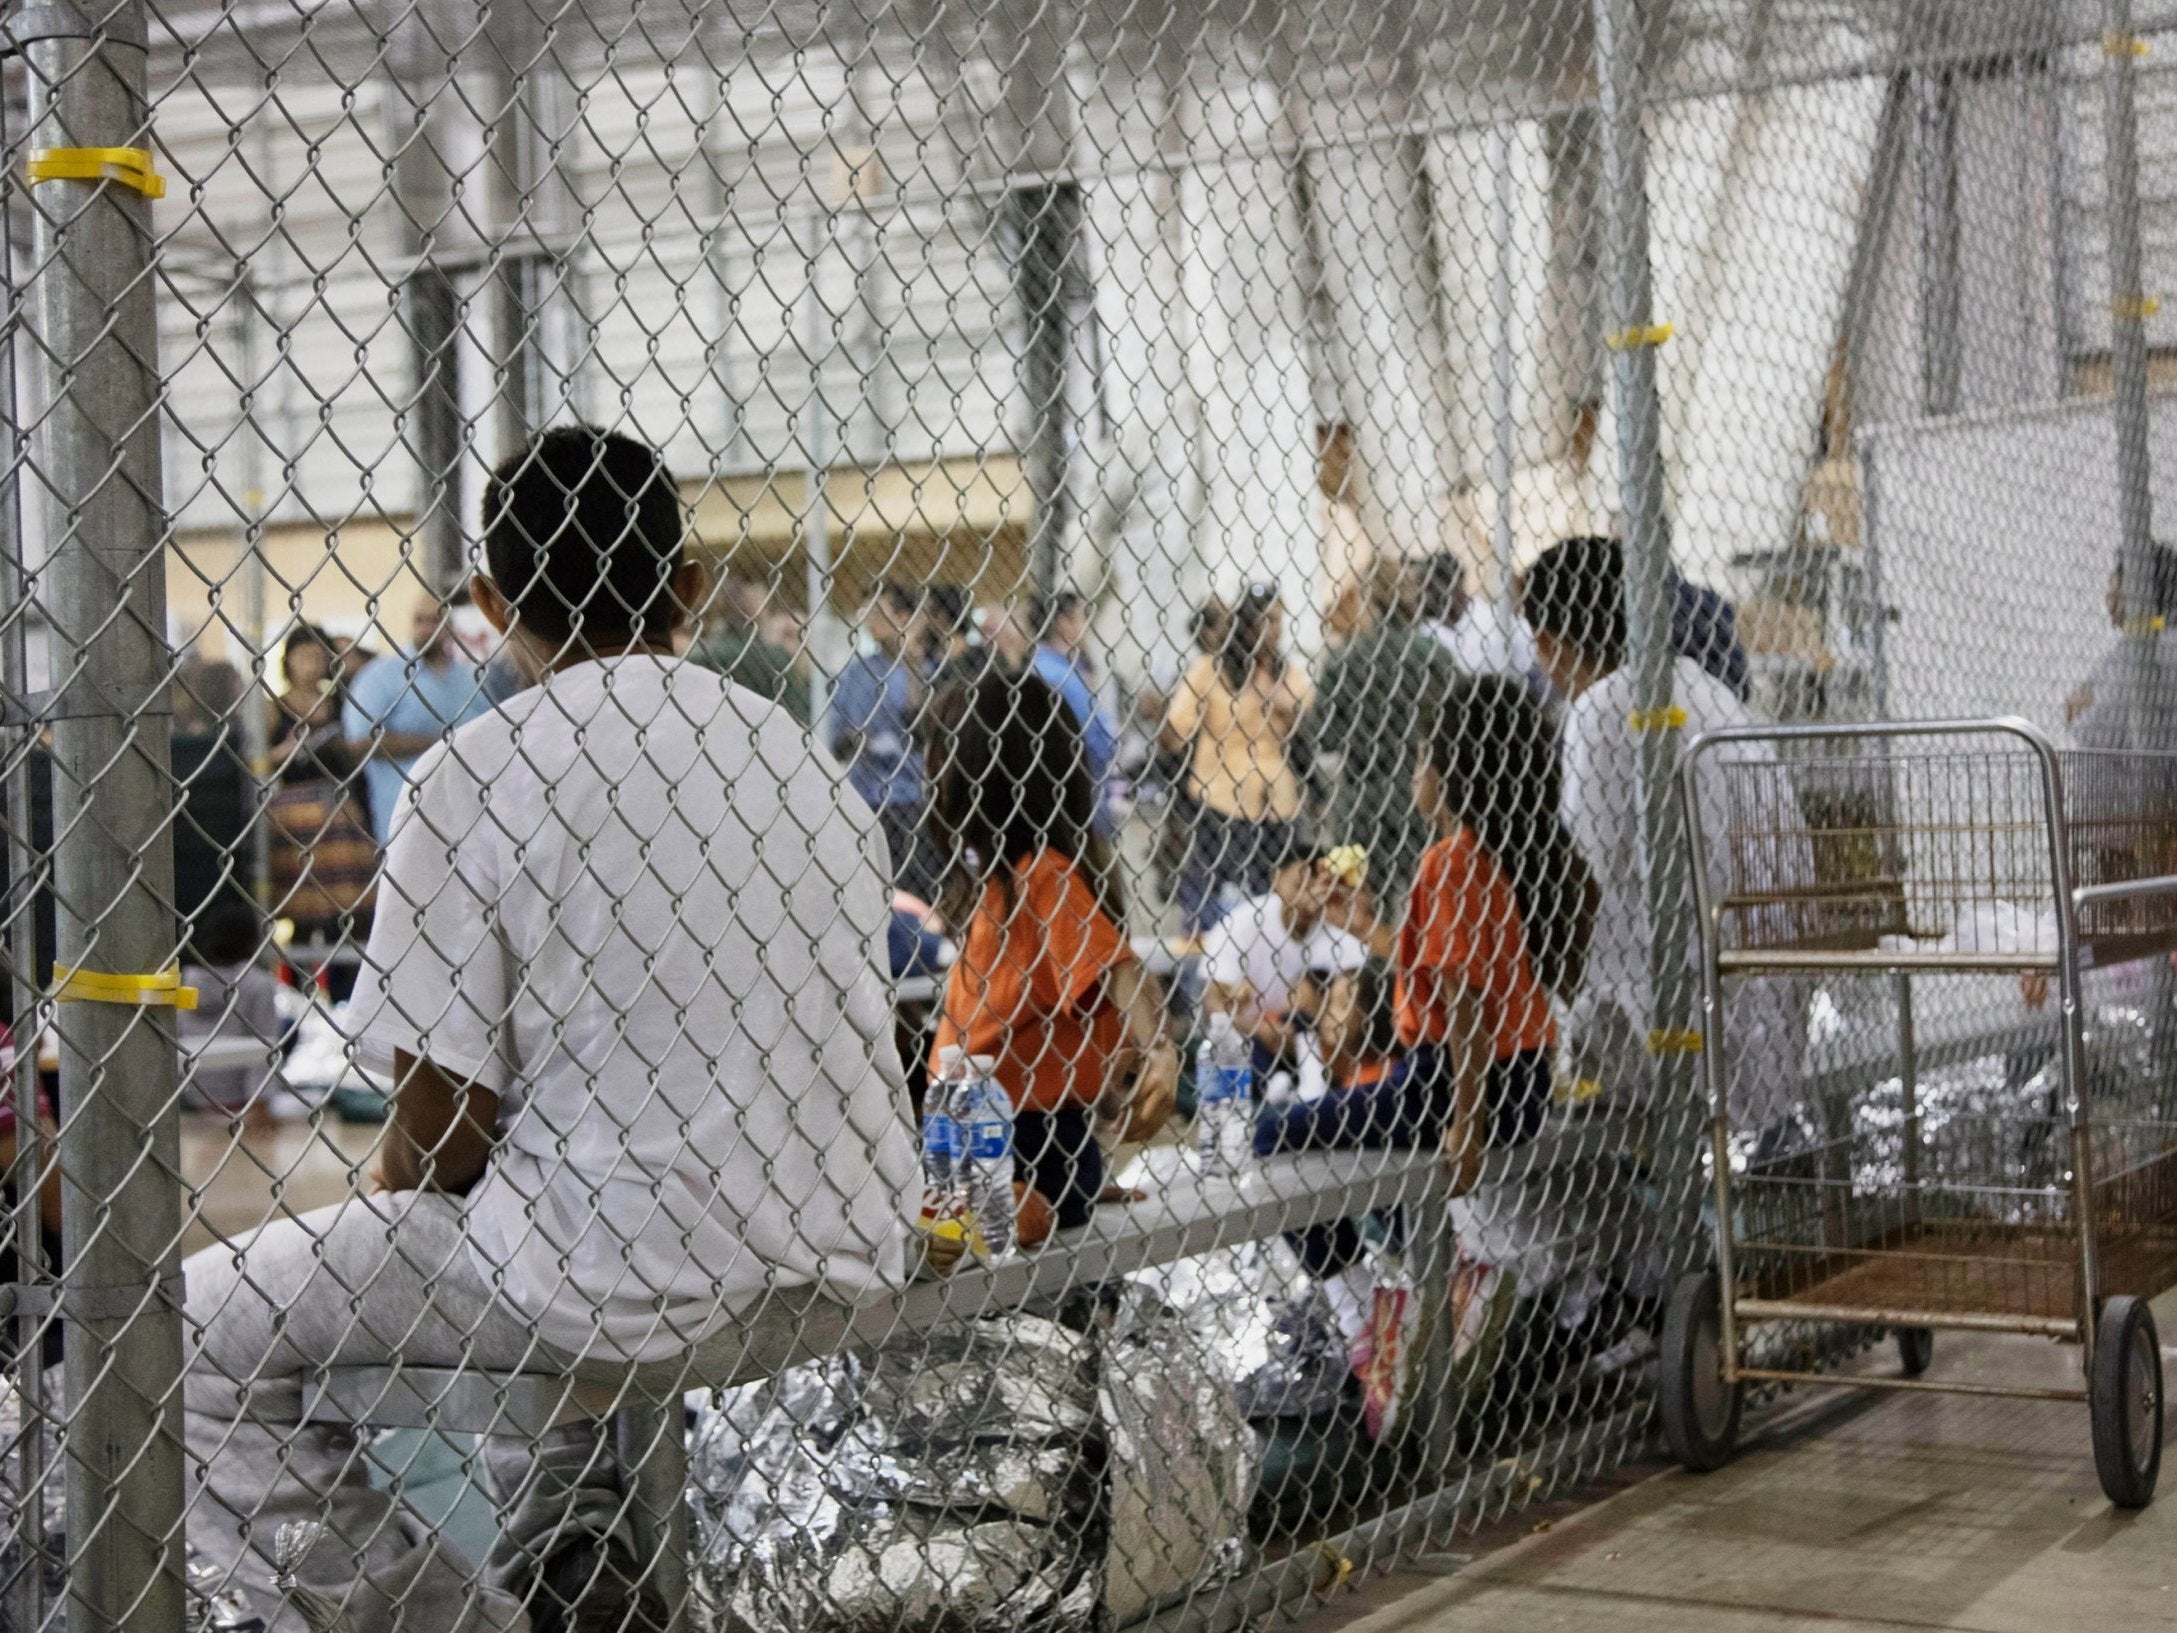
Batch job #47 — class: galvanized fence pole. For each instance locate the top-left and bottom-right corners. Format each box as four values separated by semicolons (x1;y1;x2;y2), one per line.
392;0;467;596
0;69;53;1633
1591;0;1701;1236
2099;0;2161;754
23;5;188;1627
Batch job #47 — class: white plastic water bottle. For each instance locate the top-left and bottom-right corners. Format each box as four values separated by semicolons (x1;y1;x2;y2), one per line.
1195;1013;1255;1175
922;1047;972;1250
958;1055;1017;1260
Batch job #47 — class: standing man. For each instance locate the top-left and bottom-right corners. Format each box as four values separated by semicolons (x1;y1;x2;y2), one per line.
343;592;494;844
1304;559;1461;907
1520;535;1806;1132
184;426;920;1632
826;580;938;899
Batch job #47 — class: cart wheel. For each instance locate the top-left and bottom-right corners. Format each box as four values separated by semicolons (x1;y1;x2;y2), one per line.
2091;1296;2163;1510
1895;1327;1934;1378
1660;1270;1742;1474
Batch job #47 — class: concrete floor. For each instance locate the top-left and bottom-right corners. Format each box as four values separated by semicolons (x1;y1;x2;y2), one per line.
1317;1299;2177;1633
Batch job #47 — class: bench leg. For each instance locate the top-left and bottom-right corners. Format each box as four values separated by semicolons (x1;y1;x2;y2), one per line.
613;1398;691;1628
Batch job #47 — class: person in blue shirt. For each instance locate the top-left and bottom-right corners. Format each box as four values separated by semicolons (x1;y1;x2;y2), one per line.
1027;590;1118;829
825;580;939;899
341;594;495;843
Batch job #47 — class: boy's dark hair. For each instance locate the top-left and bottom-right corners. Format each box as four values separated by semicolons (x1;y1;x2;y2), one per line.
1423;673;1587;998
188;888;263;968
1521;534;1627;670
926;669;1120;919
482;426;685;647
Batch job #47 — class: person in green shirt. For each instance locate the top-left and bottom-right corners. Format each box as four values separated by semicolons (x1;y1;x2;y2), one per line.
690;571;811;725
1302;557;1465;909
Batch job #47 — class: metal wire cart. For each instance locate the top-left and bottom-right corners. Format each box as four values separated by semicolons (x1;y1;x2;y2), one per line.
1663;718;2177;1508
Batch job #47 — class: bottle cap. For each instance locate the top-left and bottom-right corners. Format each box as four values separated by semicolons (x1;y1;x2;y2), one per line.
935;1045;966;1076
968;1055;999;1075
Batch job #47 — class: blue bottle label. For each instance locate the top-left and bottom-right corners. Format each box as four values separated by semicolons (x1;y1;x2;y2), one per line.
1203;1063;1251;1106
923;1112;964;1157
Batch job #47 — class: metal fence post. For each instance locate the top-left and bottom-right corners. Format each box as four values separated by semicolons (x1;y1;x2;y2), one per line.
2100;0;2160;754
1591;0;1701;1238
392;0;468;596
22;4;188;1627
0;72;53;1633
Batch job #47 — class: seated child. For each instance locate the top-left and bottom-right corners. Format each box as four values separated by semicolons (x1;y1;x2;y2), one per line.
1253;960;1420;1158
1399;673;1593;1188
927;670;1177;1230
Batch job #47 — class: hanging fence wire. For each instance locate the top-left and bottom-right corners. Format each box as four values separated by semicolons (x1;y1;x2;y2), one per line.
5;0;2177;1628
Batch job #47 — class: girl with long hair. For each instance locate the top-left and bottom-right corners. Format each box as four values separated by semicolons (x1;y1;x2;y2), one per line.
927;670;1178;1227
1403;673;1595;1188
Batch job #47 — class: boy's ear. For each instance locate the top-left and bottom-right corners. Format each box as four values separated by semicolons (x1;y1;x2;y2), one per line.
470;574;514;637
671;558;708;634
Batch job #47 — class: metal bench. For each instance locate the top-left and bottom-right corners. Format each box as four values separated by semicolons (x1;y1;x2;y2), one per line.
291;1136;1621;1626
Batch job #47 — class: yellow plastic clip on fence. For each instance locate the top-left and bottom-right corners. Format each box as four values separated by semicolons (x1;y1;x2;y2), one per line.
1306;1541;1355;1595
51;963;199;1011
1628;706;1688;733
25;146;167;200
1605;321;1675;351
2112;293;2163;321
2105;30;2152;57
1646;1028;1704;1056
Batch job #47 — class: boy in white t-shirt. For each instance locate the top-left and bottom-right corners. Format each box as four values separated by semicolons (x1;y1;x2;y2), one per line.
1521;535;1809;1134
1201;838;1385;1067
182;427;920;1633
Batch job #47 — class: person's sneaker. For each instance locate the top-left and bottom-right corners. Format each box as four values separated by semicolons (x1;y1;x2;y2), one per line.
530;1537;668;1633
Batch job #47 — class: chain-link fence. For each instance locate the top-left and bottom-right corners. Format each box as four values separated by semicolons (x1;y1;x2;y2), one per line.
4;0;2177;1627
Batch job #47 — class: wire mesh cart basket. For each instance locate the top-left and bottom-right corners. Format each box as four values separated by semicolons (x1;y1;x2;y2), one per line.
1665;717;2177;1507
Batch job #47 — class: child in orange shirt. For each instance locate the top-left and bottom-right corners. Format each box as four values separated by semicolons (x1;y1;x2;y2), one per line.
927;670;1178;1228
1402;674;1595;1190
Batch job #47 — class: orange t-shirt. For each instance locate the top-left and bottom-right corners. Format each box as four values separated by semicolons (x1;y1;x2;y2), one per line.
934;849;1133;1114
1395;828;1555;1060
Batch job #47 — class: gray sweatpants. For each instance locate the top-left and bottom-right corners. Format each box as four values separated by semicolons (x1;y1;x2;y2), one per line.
183;1190;826;1632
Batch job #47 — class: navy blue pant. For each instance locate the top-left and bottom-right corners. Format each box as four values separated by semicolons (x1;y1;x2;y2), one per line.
1015;1105;1103;1231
